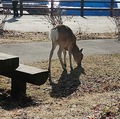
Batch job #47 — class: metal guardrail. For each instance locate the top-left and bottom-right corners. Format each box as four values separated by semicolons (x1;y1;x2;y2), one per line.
0;0;120;16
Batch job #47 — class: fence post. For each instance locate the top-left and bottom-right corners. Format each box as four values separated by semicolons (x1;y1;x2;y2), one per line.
81;0;84;17
51;0;54;17
20;0;23;16
110;0;114;17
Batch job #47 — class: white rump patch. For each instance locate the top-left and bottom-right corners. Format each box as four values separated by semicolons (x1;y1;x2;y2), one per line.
49;29;59;42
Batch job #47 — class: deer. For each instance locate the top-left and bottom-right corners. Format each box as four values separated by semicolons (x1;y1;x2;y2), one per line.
48;24;83;78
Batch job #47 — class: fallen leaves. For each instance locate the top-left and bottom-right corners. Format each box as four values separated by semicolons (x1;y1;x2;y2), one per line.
0;54;120;118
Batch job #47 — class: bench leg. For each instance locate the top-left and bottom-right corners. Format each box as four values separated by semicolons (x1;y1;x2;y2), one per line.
11;78;26;98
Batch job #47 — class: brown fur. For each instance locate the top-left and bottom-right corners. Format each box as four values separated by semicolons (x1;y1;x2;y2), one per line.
48;24;83;75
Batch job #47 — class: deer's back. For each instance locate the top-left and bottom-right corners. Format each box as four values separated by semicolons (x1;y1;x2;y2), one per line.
50;25;76;49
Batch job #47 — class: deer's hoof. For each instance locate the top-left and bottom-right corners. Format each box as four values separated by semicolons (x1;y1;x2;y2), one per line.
48;68;50;73
70;67;73;71
64;64;67;68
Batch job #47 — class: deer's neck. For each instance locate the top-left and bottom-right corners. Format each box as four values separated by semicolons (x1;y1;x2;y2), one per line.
72;44;79;59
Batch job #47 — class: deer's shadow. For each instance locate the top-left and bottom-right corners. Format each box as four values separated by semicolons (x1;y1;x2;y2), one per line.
49;65;85;98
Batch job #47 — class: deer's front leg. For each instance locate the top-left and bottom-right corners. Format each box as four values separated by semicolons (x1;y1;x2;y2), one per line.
58;48;66;70
68;49;73;70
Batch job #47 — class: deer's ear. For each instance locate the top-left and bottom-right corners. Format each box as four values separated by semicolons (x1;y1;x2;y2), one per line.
80;48;83;52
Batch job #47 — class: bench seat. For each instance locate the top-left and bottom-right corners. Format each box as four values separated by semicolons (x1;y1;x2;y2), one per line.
15;64;48;85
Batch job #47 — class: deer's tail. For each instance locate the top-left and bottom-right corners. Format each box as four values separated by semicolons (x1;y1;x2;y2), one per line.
49;28;59;42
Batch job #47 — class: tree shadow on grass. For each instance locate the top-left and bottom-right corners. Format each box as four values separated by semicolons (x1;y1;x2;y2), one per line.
0;88;37;110
49;65;85;98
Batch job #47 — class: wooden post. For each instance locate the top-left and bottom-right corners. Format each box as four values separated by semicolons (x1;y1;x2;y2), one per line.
81;0;84;17
51;0;54;17
110;0;114;17
11;78;26;98
20;0;23;16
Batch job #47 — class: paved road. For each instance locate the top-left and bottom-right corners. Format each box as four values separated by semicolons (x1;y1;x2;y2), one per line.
0;39;119;63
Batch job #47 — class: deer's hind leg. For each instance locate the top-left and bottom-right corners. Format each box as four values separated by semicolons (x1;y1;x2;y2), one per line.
48;42;57;72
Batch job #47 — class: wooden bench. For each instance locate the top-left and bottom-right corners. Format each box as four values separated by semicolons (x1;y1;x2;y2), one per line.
0;52;48;98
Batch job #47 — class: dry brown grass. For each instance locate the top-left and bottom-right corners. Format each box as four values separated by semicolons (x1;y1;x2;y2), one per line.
0;30;49;44
0;30;116;44
0;54;119;119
